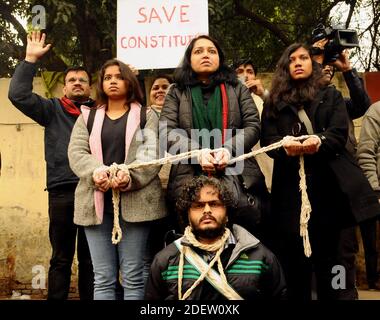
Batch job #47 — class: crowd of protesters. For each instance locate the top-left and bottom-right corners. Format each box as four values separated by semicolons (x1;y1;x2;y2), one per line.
7;30;380;300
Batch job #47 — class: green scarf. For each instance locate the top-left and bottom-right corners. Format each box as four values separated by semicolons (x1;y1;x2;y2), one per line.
191;85;222;149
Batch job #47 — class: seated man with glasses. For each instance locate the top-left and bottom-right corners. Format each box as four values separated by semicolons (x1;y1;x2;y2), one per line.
145;175;287;300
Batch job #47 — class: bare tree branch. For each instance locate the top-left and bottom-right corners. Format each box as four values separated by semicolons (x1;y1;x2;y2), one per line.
318;0;345;23
345;0;357;28
233;0;291;45
0;2;27;46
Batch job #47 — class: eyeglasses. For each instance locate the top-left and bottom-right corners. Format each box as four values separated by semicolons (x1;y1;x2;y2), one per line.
66;77;89;84
190;200;225;211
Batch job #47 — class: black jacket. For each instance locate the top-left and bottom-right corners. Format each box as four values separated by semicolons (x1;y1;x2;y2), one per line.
145;224;287;300
261;86;380;233
159;82;265;204
343;68;372;120
8;61;94;190
342;68;372;155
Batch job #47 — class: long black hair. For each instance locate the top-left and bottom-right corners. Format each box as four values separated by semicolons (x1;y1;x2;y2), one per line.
265;43;322;116
173;35;237;90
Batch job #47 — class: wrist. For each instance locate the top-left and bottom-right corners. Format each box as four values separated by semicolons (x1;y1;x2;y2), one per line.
310;47;324;56
93;165;109;178
259;89;269;99
311;135;322;148
119;176;132;192
342;66;353;73
222;148;231;162
25;55;38;63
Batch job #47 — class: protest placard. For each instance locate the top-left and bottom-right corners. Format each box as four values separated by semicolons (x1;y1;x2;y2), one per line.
117;0;209;69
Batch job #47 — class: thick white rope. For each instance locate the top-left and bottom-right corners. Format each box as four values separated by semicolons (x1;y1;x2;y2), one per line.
108;163;123;244
178;226;231;300
103;135;313;256
299;155;312;257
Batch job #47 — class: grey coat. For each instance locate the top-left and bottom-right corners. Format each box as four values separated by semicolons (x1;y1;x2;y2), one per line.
68;108;167;226
357;101;380;192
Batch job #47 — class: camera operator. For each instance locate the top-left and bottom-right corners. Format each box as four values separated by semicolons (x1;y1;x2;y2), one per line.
312;39;378;298
313;39;371;149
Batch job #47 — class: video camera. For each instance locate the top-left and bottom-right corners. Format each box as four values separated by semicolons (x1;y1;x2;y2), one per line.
311;23;359;64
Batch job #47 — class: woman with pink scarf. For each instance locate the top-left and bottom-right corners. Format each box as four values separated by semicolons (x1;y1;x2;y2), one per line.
68;59;166;300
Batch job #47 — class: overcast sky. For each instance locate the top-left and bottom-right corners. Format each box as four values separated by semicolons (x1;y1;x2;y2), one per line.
330;1;374;71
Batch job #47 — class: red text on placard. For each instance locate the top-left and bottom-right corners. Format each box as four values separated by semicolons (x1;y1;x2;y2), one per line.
137;5;190;24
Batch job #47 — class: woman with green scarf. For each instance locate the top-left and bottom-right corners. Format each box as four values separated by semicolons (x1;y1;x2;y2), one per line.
159;35;269;237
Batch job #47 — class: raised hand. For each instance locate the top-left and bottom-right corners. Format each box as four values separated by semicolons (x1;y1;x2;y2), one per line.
25;31;52;63
332;50;352;72
245;78;265;98
311;38;328;64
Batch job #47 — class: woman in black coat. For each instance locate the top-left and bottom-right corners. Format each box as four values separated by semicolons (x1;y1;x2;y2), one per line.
159;35;269;234
261;43;379;300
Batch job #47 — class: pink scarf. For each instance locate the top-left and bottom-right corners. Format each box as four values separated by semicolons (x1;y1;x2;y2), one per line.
81;103;141;222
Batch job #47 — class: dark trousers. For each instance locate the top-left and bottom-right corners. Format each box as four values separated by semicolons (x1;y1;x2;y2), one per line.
335;227;359;300
360;218;379;286
335;218;378;299
47;186;94;300
273;227;341;300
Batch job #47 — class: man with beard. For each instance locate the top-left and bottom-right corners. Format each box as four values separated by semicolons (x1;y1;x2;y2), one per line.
8;31;94;300
145;176;287;300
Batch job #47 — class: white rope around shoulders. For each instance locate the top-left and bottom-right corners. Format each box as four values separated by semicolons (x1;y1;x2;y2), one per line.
177;226;231;300
102;134;313;257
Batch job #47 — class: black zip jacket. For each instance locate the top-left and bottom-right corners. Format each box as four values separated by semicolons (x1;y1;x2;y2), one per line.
145;224;287;300
8;61;94;190
341;68;372;155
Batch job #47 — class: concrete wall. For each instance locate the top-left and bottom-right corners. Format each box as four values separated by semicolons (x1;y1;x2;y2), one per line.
0;77;80;298
0;72;377;298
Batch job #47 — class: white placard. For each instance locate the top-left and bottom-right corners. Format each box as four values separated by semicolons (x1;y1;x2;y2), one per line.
117;0;209;70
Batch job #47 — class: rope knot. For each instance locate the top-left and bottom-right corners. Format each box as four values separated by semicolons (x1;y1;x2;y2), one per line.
108;163;125;245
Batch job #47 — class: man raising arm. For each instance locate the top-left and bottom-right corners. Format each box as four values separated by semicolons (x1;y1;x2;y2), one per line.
8;31;95;300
